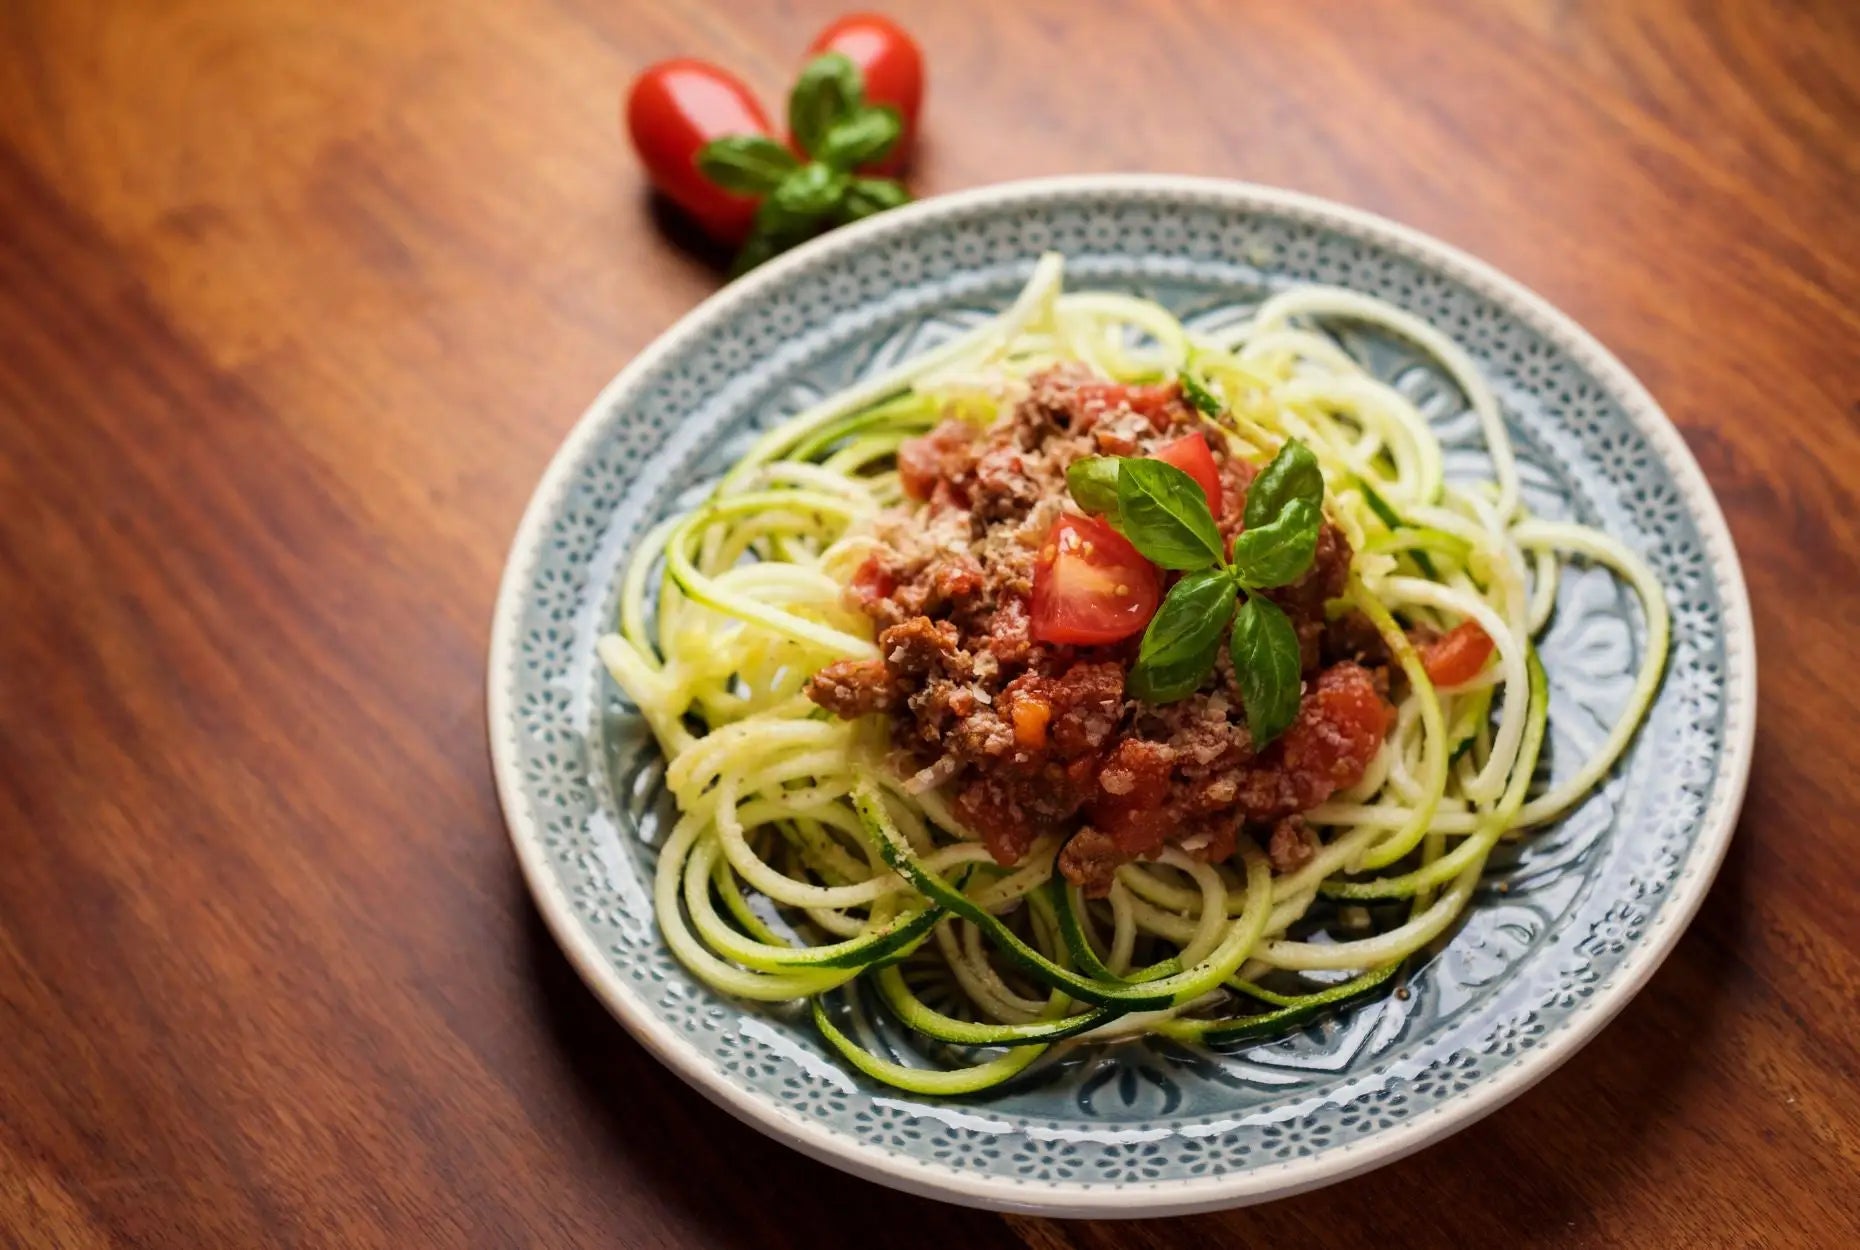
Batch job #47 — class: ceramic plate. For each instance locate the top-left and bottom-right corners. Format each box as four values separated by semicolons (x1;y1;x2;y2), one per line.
488;176;1754;1216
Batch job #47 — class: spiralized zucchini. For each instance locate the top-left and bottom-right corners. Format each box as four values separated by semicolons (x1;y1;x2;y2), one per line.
596;254;1667;1094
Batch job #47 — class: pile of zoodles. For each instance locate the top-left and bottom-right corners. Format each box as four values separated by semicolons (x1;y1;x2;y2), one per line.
597;254;1667;1094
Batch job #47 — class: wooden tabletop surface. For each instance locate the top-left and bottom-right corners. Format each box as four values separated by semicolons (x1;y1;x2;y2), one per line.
5;1;1859;1245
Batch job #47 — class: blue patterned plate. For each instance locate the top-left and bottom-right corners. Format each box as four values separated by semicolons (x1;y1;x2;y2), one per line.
488;176;1754;1215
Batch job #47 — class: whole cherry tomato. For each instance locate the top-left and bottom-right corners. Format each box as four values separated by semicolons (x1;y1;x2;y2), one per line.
625;60;772;244
806;14;924;175
1031;514;1162;645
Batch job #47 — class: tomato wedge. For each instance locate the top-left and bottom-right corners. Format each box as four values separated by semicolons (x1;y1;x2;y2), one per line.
1031;515;1161;645
1152;432;1222;516
1420;620;1495;687
625;60;773;244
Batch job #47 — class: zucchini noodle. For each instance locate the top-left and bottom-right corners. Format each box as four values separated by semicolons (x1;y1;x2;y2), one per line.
597;254;1666;1094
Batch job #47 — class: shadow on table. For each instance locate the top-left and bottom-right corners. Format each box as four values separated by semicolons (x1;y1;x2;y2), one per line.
644;194;734;273
516;881;1027;1250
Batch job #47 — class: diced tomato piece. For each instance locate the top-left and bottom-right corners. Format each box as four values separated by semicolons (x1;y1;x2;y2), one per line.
955;779;1043;867
896;419;976;501
1151;432;1222;516
1087;739;1176;857
1420;621;1495;688
1030;515;1161;645
1069;381;1187;430
849;555;896;603
1274;663;1394;806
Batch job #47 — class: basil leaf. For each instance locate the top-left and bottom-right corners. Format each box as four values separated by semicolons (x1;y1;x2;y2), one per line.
1129;570;1237;703
1244;437;1324;530
767;162;849;222
1180;370;1222;417
1114;458;1225;570
727;228;786;277
1066;456;1122;518
789;52;863;159
1230;498;1321;588
818;105;902;171
749;193;808;242
1230;595;1303;746
733;173;840;275
834;176;911;224
695;135;799;194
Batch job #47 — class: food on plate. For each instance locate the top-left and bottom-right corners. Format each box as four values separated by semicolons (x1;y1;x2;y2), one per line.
597;254;1668;1093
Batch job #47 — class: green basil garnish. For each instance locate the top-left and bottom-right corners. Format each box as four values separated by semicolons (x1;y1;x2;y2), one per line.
720;54;913;275
1245;438;1324;530
818;105;903;170
1065;437;1328;719
1065;456;1122;519
695;135;800;195
1229;595;1303;746
1114;457;1227;570
1128;570;1238;703
1230;497;1321;588
767;162;849;220
836;176;912;224
788;52;863;160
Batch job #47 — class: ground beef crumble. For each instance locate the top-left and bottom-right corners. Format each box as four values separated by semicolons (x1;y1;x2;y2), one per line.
804;366;1393;893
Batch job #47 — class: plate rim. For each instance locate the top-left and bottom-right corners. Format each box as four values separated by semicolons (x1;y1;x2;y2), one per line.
487;173;1757;1217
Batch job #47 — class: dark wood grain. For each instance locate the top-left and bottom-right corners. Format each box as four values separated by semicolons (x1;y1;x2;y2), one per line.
2;0;1857;1245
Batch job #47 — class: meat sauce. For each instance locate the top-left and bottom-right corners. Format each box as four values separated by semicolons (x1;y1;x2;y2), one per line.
805;367;1393;893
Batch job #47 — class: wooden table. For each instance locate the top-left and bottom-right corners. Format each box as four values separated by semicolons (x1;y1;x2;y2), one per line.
4;1;1857;1245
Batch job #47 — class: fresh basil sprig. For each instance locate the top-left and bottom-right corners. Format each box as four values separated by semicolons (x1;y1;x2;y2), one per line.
1065;456;1123;521
1228;594;1304;744
1230;497;1321;588
695;135;800;194
834;176;910;224
1115;458;1227;570
788;53;864;156
818;107;904;170
1245;436;1324;529
1128;569;1236;702
698;52;912;276
1066;437;1328;744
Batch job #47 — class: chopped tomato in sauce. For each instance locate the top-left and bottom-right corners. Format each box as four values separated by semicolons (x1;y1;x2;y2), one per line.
806;365;1389;894
1030;514;1161;645
1420;620;1495;687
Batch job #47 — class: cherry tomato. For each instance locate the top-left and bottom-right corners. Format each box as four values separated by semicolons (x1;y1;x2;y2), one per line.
625;60;772;244
1420;620;1495;687
807;14;924;175
1030;515;1161;645
1151;432;1222;516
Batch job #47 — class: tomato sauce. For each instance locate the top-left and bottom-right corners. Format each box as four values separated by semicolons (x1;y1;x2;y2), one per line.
805;367;1390;892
